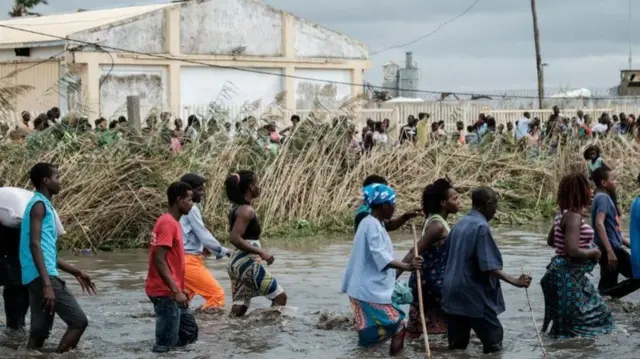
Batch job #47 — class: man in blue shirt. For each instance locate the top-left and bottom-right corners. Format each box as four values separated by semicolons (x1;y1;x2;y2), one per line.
20;163;96;353
442;187;531;354
591;167;640;298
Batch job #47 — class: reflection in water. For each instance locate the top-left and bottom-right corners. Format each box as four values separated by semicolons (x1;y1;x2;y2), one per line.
0;227;638;359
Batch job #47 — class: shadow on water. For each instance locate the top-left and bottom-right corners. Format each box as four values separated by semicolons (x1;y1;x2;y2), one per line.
1;224;639;358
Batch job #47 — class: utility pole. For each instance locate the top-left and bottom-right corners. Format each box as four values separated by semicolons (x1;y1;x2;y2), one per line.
629;0;633;69
530;0;544;109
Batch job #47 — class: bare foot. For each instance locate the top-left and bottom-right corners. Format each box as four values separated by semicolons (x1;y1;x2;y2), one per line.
390;328;406;356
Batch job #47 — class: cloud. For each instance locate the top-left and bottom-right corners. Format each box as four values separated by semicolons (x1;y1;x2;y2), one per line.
1;0;636;93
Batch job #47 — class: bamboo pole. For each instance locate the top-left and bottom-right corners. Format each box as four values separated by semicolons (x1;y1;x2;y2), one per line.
521;267;546;357
530;0;545;110
411;224;431;358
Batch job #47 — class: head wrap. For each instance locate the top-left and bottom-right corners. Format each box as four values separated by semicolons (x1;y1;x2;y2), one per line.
363;183;396;207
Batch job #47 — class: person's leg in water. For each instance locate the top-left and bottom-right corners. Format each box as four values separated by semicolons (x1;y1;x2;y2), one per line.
231;303;249;317
271;292;287;307
184;255;225;310
470;313;503;354
150;296;181;353
50;278;88;353
177;307;198;347
0;225;29;336
389;326;406;356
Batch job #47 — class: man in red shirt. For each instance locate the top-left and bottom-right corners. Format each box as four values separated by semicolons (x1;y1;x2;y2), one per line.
145;181;198;353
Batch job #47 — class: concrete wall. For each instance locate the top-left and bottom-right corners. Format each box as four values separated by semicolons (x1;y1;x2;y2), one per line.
72;10;166;54
180;0;282;56
180;66;284;118
295;18;368;59
0;45;65;62
99;65;167;120
294;69;351;109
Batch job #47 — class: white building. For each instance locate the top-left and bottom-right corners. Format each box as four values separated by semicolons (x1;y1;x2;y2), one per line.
0;0;370;122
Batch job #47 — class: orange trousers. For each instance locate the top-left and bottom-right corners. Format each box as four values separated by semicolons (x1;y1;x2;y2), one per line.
184;254;225;309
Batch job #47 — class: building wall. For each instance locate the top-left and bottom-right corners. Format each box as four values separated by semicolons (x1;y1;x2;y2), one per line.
295;18;368;59
0;60;60;116
72;11;166;54
179;0;283;56
180;66;284;118
294;69;351;109
98;65;167;120
0;45;66;62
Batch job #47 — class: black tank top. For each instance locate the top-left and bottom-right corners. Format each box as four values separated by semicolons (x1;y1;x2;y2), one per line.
228;205;262;240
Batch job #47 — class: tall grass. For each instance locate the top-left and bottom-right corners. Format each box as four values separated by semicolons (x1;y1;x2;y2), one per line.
0;121;638;250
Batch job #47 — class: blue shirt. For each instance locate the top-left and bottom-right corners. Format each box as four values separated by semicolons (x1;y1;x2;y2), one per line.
342;215;396;304
442;210;505;318
19;192;59;285
630;197;640;278
180;204;229;257
515;118;531;140
591;192;623;250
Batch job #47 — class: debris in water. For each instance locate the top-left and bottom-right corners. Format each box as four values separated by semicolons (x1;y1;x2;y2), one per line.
315;311;353;330
129;312;155;319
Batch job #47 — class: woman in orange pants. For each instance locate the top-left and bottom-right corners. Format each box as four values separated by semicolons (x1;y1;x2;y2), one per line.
179;174;230;309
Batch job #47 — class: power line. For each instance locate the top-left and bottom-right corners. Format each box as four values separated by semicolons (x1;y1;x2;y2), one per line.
0;22;633;101
370;0;482;56
0;49;66;81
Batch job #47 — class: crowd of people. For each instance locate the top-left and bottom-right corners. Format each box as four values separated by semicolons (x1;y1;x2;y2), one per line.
0;146;639;355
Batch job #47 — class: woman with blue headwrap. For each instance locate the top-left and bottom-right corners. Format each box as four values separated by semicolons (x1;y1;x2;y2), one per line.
342;184;423;356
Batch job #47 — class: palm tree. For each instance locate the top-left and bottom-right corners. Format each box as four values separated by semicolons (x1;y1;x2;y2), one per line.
8;0;49;17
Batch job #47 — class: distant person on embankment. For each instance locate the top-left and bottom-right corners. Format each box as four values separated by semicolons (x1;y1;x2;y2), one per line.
354;175;419;232
225;171;287;317
591;167;640;298
541;173;613;338
145;181;198;353
442;187;531;354
341;183;423;356
20;163;96;353
179;173;230;311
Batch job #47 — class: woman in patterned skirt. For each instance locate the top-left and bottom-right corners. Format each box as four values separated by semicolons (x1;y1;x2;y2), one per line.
342;183;422;356
541;173;614;338
225;171;286;317
399;178;460;338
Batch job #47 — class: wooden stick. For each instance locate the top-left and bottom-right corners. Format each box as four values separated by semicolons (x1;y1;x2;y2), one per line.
521;267;546;357
411;224;431;359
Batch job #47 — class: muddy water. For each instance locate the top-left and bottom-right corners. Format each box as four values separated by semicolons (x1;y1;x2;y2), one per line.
1;226;638;359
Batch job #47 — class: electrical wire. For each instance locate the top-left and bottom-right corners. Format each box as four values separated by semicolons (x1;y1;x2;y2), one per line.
0;49;66;81
370;0;482;56
0;22;633;101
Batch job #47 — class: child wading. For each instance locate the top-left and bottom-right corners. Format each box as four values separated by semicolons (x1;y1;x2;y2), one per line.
342;183;423;356
442;187;531;354
20;163;96;353
541;173;613;338
225;171;287;317
591;167;640;297
399;178;460;338
179;173;230;310
146;182;198;353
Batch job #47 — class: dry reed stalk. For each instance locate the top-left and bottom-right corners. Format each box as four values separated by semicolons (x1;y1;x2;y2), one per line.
411;224;431;359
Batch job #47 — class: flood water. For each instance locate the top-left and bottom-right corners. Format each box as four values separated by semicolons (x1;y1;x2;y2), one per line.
1;225;639;359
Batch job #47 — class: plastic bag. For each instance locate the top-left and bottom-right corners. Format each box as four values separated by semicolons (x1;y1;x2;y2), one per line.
0;187;65;235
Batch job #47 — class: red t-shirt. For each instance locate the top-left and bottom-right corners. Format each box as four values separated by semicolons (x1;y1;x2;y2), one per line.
145;213;185;297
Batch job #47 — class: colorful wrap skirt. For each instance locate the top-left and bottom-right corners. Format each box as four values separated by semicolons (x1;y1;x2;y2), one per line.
349;297;405;347
541;256;614;338
227;240;284;307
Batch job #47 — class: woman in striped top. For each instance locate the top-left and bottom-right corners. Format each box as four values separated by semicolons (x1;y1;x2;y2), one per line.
540;173;614;338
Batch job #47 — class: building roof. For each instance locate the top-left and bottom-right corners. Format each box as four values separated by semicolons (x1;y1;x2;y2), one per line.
0;4;175;48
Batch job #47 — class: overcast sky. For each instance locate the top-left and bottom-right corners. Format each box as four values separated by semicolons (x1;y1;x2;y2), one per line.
1;0;637;94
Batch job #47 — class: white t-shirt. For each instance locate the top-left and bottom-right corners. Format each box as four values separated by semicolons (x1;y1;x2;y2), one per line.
592;123;608;134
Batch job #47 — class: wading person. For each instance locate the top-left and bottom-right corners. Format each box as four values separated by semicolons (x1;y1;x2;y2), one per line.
20;163;95;353
399;178;460;338
225;171;286;317
0;224;29;338
591;167;640;297
179;173;229;311
442;187;531;354
354;175;419;232
583;145;621;216
631;172;640;279
146;181;198;353
341;183;423;356
541;173;613;338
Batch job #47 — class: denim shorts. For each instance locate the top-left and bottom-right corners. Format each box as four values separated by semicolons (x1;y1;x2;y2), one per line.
28;276;88;340
149;296;198;353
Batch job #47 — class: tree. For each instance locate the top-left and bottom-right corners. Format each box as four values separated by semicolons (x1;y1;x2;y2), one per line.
9;0;49;17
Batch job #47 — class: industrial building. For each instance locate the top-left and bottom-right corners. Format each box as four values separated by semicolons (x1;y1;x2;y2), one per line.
0;0;370;121
382;52;419;99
